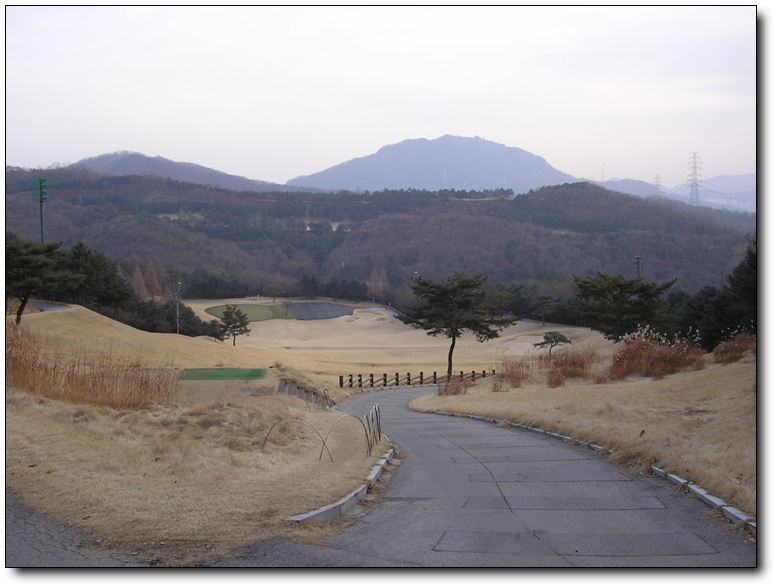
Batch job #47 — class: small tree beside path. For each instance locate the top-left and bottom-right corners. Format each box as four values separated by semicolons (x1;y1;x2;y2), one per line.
397;272;518;377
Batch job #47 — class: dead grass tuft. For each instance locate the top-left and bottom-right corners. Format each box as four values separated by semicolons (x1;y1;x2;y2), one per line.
438;377;472;396
609;337;705;381
547;369;566;388
497;357;534;388
713;333;757;365
539;347;601;381
5;322;178;408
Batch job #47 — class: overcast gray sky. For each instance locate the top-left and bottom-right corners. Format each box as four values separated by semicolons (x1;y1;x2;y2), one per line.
6;5;757;188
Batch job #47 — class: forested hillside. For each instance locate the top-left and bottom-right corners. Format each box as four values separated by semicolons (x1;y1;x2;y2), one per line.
6;166;755;306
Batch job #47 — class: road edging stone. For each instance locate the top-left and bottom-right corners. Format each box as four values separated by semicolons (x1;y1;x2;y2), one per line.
284;449;394;523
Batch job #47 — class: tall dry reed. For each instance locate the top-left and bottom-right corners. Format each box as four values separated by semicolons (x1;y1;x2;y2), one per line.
497;356;534;388
5;322;178;408
538;348;600;379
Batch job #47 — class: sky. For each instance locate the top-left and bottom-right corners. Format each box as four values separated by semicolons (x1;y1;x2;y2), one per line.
5;5;757;188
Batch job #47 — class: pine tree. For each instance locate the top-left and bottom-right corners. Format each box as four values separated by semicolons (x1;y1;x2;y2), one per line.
221;304;251;346
5;233;72;324
130;263;149;300
143;260;162;299
397;272;518;376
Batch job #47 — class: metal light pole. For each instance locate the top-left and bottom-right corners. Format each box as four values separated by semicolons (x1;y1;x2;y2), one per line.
38;178;47;243
175;281;182;334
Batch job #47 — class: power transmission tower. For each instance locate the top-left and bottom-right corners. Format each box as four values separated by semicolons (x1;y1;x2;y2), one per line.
653;173;662;199
688;152;701;206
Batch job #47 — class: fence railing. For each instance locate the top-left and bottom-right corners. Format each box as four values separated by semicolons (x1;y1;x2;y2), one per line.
338;369;495;389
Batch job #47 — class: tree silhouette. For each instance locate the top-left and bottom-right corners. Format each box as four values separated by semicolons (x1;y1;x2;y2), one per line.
397;272;518;376
573;272;675;341
533;331;572;355
5;232;74;324
221;304;251;346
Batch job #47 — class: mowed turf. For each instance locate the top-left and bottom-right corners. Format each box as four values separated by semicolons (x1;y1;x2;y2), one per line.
177;368;267;380
205;303;293;322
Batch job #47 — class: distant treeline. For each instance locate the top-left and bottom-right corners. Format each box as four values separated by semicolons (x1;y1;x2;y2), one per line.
6;166;755;327
6;231;755;352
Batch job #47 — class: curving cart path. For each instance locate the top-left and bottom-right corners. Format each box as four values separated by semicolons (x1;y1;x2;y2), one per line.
6;384;757;567
205;386;756;567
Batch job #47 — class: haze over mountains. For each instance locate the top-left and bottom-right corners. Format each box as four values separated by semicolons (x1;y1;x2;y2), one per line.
61;135;755;212
285;135;576;193
68;151;305;193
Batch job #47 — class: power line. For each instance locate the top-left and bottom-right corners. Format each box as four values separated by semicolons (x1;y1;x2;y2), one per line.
688;152;702;206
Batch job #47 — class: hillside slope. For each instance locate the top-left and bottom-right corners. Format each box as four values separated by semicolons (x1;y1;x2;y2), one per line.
5;166;755;302
69;151;315;193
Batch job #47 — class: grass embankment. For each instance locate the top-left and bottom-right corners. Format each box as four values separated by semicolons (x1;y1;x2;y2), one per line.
5;313;390;566
412;333;757;517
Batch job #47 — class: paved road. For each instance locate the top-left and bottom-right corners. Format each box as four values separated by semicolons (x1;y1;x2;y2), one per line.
5;487;144;568
205;386;756;567
6;386;757;567
27;300;71;313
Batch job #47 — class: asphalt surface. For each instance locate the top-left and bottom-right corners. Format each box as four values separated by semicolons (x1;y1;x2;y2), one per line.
6;385;757;568
5;487;144;568
203;386;757;567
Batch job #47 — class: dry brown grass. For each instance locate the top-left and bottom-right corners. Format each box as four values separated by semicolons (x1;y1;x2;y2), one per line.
5;385;384;565
6;322;179;408
6;300;757;565
5;308;391;566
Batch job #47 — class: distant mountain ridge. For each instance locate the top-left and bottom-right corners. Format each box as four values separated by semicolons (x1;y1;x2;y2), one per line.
286;135;578;193
596;174;756;213
62;138;755;212
68;152;314;193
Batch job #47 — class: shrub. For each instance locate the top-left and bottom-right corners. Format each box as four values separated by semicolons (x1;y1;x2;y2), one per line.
539;348;599;379
713;332;757;365
609;328;705;381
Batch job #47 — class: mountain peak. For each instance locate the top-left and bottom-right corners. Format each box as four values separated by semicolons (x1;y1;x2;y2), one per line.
286;135;577;192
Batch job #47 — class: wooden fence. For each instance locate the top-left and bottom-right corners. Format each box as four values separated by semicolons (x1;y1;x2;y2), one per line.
338;369;495;389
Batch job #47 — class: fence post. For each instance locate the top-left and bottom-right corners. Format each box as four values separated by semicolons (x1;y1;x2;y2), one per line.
358;374;362;388
348;374;353;388
339;375;343;387
460;371;464;381
433;371;437;383
383;373;387;387
395;372;399;386
407;372;411;385
370;373;374;387
419;372;424;384
472;370;476;381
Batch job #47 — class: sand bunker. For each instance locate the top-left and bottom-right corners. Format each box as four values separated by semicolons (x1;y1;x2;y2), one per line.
287;303;354;320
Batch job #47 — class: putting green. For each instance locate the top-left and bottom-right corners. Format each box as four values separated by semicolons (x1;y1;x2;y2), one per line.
177;368;267;381
204;304;293;322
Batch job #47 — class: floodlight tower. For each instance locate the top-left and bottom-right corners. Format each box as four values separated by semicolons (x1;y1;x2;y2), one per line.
688;152;701;206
